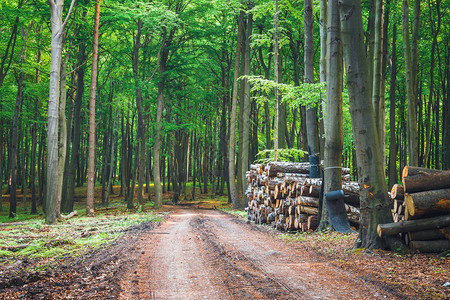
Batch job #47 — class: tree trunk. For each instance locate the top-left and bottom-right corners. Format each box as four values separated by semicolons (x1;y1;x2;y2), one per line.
63;36;87;213
273;0;279;160
57;53;69;218
9;68;23;218
304;0;320;157
133;19;146;207
388;23;398;190
321;0;343;229
105;109;118;206
372;0;385;168
402;0;419;166
30;41;41;214
228;9;245;209
153;72;164;209
339;0;395;249
86;0;101;217
241;9;253;207
443;45;450;170
319;0;327;153
46;0;75;224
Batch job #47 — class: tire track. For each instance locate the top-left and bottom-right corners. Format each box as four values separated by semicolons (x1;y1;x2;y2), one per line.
191;215;306;299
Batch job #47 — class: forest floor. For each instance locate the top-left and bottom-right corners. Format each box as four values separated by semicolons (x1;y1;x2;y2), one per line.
0;186;449;299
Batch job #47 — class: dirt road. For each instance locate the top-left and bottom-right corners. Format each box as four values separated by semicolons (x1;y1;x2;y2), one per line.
119;209;394;299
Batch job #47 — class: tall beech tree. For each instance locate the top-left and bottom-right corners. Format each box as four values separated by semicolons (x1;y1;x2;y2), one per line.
228;8;245;209
86;0;101;217
45;0;76;224
304;0;320;157
321;0;343;228
241;6;253;206
339;0;404;250
402;0;419;166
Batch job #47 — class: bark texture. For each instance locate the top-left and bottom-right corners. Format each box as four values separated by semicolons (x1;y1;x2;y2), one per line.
322;0;344;228
339;0;393;249
87;0;101;217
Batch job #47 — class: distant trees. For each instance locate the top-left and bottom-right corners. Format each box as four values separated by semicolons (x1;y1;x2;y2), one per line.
0;0;447;252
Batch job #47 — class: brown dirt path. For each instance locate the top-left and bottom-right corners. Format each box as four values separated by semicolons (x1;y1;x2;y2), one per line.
119;209;396;299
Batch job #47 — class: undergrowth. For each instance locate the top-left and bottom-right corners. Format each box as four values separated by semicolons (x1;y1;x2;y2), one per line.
0;211;166;262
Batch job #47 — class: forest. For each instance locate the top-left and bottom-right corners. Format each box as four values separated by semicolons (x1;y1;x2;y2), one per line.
0;0;449;244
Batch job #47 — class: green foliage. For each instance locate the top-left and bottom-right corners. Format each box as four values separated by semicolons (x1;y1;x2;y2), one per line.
255;148;307;163
220;208;247;218
0;211;166;260
241;75;326;108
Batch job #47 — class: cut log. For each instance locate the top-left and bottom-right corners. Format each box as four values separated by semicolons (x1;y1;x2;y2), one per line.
393;200;404;216
405;189;450;217
282;173;309;184
266;179;283;190
409;240;450;253
402;166;450;193
377;215;450;237
408;226;450;241
297;213;309;223
266;162;311;177
307;215;318;231
299;206;318;215
302;178;360;207
297;196;319;207
390;184;405;200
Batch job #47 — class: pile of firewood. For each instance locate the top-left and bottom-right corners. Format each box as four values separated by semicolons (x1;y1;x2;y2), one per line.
379;166;450;253
245;161;360;232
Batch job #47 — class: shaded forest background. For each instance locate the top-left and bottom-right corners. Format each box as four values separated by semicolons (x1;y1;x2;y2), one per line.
0;0;449;223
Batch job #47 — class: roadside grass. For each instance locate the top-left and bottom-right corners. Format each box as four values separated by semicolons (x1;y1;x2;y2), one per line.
0;181;231;266
0;210;167;263
220;207;247;218
0;183;170;266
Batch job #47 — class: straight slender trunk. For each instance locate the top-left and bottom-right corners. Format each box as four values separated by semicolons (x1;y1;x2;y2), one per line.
105;109;118;206
443;44;450;169
304;0;320;157
273;0;279;160
9;70;23;218
321;0;343;228
153;75;164;209
63;42;86;213
86;0;101;216
258;26;272;151
388;23;398;189
46;0;75;224
30;44;40;214
402;0;419;166
57;54;68;218
10;22;32;217
241;9;253;207
372;0;385;167
228;9;245;209
21;129;28;213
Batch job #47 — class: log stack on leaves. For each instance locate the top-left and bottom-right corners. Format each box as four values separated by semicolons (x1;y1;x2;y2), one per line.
378;167;450;253
245;161;360;232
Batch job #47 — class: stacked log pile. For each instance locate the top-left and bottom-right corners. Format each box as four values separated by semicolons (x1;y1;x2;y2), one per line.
379;167;450;253
246;162;360;232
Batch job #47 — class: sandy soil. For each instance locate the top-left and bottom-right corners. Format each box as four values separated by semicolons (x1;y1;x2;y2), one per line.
119;209;401;299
